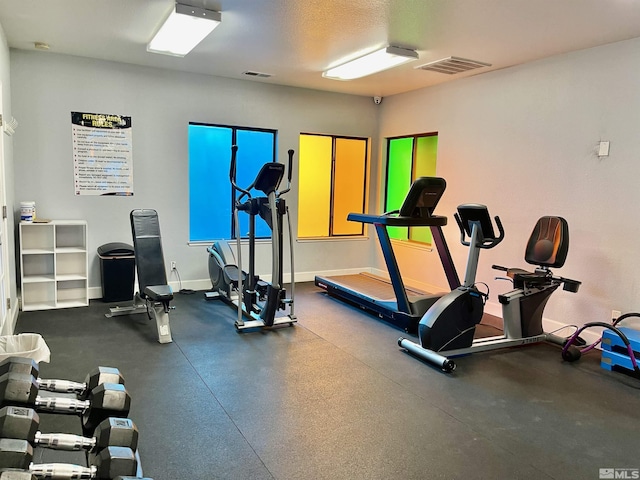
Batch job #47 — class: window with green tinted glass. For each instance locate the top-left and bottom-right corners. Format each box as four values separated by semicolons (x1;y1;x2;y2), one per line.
385;133;438;244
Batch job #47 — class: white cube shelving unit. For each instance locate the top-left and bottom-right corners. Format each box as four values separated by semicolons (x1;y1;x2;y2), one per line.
19;220;88;311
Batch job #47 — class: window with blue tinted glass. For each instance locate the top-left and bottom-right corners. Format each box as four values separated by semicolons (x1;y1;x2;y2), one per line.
235;129;276;239
188;123;277;242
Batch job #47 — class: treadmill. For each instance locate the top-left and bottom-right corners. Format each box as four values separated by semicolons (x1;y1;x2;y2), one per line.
314;177;460;333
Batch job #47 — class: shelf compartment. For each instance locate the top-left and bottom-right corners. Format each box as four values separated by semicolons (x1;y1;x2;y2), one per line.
56;252;87;278
21;224;54;251
56;279;88;307
22;282;56;311
55;224;87;250
22;254;54;278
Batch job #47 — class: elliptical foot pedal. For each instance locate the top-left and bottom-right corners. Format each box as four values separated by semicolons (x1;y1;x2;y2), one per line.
223;265;246;289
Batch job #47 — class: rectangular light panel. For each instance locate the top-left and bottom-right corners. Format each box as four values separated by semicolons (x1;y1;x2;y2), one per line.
148;3;221;57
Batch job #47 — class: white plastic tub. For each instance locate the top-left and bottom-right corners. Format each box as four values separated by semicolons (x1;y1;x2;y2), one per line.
0;333;50;363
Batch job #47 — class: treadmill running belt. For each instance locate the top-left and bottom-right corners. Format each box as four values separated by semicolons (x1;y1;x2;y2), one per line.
322;273;428;301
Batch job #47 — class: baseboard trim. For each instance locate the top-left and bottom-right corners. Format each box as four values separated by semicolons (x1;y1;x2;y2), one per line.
87;271;601;346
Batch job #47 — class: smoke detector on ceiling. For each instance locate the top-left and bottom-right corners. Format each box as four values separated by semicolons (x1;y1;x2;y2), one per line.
415;56;491;74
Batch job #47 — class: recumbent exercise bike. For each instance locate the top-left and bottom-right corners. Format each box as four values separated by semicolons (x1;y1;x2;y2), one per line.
206;145;296;331
399;206;581;371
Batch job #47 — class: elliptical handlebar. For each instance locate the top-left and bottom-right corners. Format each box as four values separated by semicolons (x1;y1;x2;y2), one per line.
230;145;295;200
278;149;295;196
229;144;253;200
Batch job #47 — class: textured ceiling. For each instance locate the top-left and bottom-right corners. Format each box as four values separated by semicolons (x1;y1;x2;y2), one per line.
2;0;640;98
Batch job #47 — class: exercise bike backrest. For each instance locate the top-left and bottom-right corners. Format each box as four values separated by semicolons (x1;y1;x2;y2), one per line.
455;204;504;249
492;215;580;293
523;216;569;268
229;145;294;198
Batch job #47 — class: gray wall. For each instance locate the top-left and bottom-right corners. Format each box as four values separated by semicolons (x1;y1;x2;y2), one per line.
10;36;640;336
380;37;640;331
10;51;379;296
0;23;17;333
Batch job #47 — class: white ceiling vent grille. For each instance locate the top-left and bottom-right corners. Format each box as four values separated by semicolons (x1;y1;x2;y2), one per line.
415;56;491;74
243;71;273;78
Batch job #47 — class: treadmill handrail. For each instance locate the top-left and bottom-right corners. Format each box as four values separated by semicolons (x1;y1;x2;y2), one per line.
347;212;448;227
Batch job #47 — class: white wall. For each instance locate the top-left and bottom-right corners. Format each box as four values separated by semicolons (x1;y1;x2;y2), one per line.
380;37;640;330
0;23;18;333
10;51;379;296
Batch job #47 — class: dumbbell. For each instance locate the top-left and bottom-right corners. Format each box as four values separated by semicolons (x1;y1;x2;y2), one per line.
0;358;124;400
0;373;130;436
0;438;138;478
0;406;138;453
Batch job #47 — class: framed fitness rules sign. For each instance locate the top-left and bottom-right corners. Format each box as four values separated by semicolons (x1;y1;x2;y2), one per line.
71;111;134;196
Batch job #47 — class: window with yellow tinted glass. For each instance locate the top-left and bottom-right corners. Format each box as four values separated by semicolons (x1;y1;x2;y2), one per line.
298;134;368;238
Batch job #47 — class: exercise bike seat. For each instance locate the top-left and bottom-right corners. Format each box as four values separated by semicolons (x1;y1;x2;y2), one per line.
143;285;174;302
506;267;530;278
505;266;547;279
511;271;552;289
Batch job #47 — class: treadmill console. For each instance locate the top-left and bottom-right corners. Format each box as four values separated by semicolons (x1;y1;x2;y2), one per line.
399;177;446;218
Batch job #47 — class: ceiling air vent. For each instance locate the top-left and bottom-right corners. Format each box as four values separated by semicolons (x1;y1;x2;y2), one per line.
243;71;273;78
415;56;491;74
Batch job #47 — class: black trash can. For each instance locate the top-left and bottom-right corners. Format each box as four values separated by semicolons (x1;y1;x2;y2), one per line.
97;242;135;302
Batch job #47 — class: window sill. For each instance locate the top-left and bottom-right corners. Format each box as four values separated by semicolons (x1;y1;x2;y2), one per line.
390;238;434;252
188;238;274;247
296;236;370;243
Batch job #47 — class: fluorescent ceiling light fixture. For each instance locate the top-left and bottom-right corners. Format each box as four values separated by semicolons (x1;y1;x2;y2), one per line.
323;46;418;80
147;3;221;57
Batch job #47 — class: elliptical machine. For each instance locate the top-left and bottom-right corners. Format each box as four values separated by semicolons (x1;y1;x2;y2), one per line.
206;145;296;331
399;209;581;372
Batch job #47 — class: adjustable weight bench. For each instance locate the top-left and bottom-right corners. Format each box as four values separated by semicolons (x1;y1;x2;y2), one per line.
106;209;173;344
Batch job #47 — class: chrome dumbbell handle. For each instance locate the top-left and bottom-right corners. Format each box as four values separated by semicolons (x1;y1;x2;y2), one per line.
34;431;96;451
34;396;90;415
29;462;97;479
37;378;87;396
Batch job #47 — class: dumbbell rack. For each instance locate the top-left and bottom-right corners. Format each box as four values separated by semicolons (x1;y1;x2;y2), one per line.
601;326;640;376
0;356;151;479
29;396;145;476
